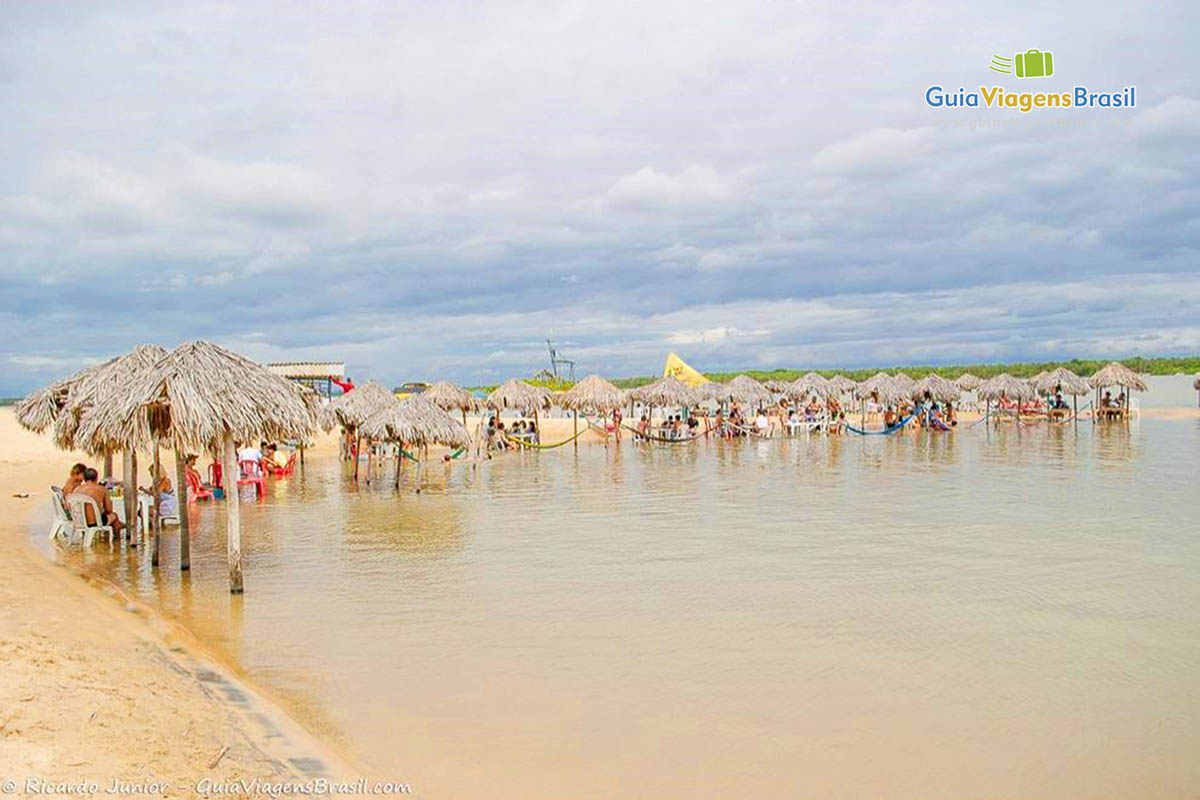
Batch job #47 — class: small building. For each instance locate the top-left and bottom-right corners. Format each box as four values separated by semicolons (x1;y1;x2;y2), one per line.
267;361;347;399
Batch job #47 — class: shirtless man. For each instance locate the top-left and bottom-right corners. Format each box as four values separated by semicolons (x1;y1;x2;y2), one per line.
63;462;88;496
74;467;125;535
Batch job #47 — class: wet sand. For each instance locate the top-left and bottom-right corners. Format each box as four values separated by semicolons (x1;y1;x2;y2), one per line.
0;413;354;794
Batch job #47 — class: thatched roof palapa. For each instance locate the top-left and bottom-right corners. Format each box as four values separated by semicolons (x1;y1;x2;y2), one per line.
855;372;903;404
1088;362;1148;391
1033;367;1090;396
955;373;983;391
713;375;774;407
829;375;858;394
486;379;550;414
359;395;471;448
561;375;624;414
630;376;700;407
52;345;169;453
912;374;962;403
763;379;792;393
787;372;832;400
422;380;480;413
977;373;1034;402
74;340;318;453
321;380;399;431
14;357;118;433
891;373;917;394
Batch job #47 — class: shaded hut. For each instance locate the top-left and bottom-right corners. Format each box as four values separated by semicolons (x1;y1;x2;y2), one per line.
713;375;774;409
360;395;471;488
1033;367;1089;397
321;380;400;479
829;375;858;395
561;374;625;445
486;379;550;415
76;341;318;594
891;372;917;395
955;373;983;391
912;374;962;403
763;379;792;393
855;372;902;404
977;374;1033;420
15;357;116;434
1088;361;1148;418
787;372;832;401
422;380;481;429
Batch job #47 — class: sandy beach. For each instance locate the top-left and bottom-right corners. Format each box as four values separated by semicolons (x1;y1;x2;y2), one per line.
0;412;357;796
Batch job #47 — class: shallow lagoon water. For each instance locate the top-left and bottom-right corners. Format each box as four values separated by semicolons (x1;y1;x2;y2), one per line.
34;376;1200;799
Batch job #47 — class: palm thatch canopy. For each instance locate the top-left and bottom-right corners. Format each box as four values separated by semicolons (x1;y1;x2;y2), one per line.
74;340;318;453
1088;361;1148;391
829;375;858;394
321;380;398;431
422;380;480;413
1033;367;1090;396
359;395;471;448
763;379;792;393
629;376;700;407
561;375;624;413
787;372;832;400
891;373;917;393
52;345;169;453
913;374;962;403
14;358;117;433
486;379;550;414
855;372;903;404
955;373;983;391
713;375;774;407
977;373;1034;402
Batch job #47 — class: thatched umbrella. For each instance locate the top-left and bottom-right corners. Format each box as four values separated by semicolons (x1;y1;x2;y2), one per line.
1088;362;1148;391
713;375;773;409
892;372;917;395
912;374;961;403
829;375;858;395
360;395;471;488
52;345;169;454
321;380;399;480
1033;367;1089;396
855;372;901;403
14;357;117;434
977;374;1033;422
77;341;318;594
486;379;549;414
420;380;481;433
629;376;698;407
561;375;624;445
787;372;832;401
955;373;983;391
1088;361;1148;417
763;379;792;393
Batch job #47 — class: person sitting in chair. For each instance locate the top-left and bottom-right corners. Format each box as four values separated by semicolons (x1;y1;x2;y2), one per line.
75;467;124;535
63;462;88;496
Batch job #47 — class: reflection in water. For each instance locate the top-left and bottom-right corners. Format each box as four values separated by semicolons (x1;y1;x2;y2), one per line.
31;417;1200;800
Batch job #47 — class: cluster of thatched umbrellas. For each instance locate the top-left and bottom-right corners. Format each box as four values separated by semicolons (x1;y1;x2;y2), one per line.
17;342;470;595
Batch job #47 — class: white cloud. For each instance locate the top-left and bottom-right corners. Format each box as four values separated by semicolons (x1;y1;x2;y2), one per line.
601;166;737;213
811;127;937;175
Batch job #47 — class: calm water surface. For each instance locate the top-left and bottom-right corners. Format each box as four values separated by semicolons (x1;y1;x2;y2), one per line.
33;377;1200;799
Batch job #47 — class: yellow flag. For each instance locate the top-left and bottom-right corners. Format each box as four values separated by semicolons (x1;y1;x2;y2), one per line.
663;352;709;386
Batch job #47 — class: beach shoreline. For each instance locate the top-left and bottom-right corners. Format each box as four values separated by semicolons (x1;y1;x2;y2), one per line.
0;417;363;797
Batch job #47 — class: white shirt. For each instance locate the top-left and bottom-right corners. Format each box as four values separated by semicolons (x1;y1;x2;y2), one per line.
755;414;769;430
238;446;263;462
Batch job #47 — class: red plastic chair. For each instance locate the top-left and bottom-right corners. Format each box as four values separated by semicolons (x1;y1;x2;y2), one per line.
265;452;297;477
237;460;265;497
185;470;213;502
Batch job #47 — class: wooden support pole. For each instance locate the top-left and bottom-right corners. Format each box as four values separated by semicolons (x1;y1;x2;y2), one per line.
103;452;113;481
573;411;578;451
353;434;362;481
395;443;403;489
223;435;244;594
366;438;373;484
151;443;162;567
175;447;190;571
125;450;139;546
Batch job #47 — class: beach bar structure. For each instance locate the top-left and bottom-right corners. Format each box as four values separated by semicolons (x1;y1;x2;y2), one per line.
267;361;346;399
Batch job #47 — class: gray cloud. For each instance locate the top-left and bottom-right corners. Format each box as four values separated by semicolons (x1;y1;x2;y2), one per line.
1;0;1198;393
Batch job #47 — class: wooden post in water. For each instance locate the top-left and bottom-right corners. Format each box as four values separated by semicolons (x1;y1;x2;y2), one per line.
353;433;362;481
175;446;190;571
222;435;244;594
573;411;578;451
122;450;135;543
151;443;162;567
394;442;403;489
103;452;113;481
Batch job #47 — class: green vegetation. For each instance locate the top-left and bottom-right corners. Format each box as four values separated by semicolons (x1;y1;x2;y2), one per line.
0;397;17;407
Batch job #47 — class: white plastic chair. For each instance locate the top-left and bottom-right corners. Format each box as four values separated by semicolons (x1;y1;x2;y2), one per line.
48;486;72;541
67;493;115;548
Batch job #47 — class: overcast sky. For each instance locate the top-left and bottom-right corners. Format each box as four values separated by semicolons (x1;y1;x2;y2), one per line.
2;0;1197;392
